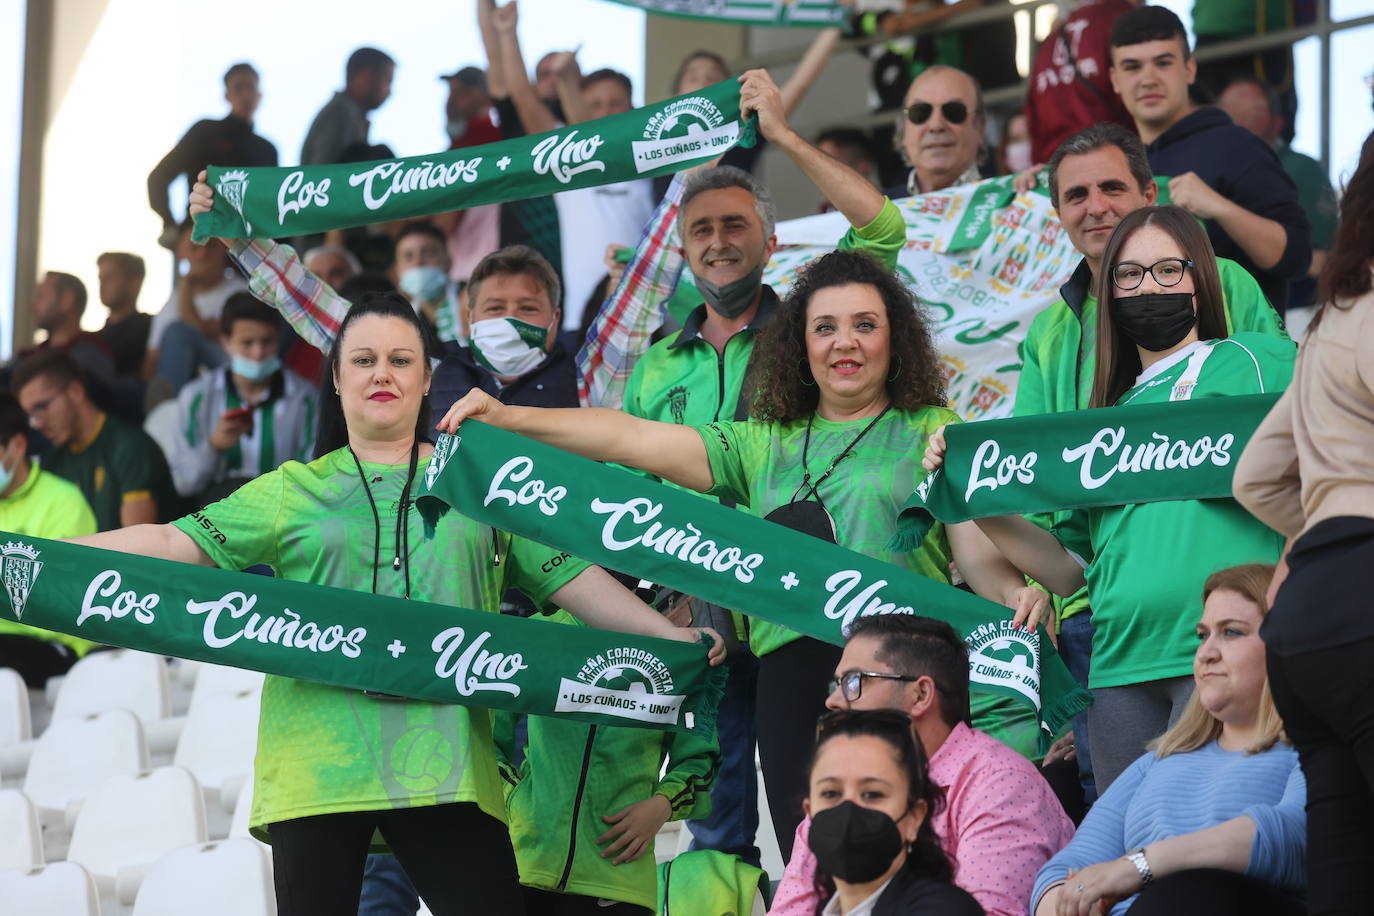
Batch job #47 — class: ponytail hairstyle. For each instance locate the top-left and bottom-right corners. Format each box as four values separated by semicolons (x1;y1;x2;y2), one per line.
314;292;438;458
1089;206;1228;408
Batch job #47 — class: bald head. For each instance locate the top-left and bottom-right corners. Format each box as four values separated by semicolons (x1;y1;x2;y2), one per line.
900;66;985;193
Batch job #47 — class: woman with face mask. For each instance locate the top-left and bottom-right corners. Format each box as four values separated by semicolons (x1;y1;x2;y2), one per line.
1032;565;1306;916
805;708;981;915
62;293;722;916
924;206;1298;790
438;249;1047;857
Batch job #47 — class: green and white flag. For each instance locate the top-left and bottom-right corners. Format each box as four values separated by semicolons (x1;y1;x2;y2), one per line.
603;0;849;26
193;80;756;242
763;176;1081;421
417;422;1093;750
0;535;725;735
890;394;1281;550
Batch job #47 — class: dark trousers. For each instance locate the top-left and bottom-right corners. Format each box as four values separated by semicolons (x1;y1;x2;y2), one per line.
755;636;844;864
269;802;524;916
1268;640;1374;915
523;887;651;915
687;648;761;866
0;635;77;687
1124;869;1305;915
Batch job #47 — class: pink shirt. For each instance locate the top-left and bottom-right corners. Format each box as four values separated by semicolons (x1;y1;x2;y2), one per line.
770;723;1074;916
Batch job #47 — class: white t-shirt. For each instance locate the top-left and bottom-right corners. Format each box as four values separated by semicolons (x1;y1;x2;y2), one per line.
149;275;248;349
554;179;654;330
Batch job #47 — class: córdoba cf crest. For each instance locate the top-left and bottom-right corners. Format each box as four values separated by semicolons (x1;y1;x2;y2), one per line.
1;541;43;621
216;170;252;235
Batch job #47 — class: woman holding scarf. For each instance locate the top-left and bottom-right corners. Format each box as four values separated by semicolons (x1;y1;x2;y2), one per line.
924;205;1297;790
66;293;722;916
438;249;1044;860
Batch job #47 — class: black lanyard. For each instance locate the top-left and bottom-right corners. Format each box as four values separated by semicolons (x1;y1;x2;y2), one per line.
789;404;893;507
349;440;420;600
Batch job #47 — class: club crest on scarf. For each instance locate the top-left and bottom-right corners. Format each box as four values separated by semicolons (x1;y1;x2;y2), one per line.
1;541;43;621
556;646;687;725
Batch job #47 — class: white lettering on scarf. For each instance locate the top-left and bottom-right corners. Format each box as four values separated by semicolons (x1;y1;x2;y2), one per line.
433;627;527;697
484;456;566;516
530;131;606;184
1060;427;1235;491
349;158;482;212
78;569;160;626
590;496;764;584
964;438;1039;502
823;570;915;634
276;171;331;225
184;591;365;658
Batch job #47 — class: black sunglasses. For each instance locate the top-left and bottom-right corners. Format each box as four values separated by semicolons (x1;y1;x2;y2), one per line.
906;100;970;126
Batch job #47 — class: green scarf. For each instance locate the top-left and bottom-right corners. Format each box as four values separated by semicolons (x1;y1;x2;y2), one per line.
891;394;1280;550
604;0;848;27
192;80;755;242
0;534;723;736
416;423;1092;751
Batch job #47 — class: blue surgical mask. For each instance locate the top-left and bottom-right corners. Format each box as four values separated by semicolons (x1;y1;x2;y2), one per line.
399;265;450;305
0;454;15;496
231;354;282;382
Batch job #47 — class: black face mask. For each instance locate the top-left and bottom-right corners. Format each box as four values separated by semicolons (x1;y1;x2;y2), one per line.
765;500;838;544
809;801;905;884
1111;292;1197;352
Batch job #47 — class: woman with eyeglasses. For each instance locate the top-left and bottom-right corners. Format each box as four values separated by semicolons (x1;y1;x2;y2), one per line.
1032;564;1306;916
805;708;982;916
439;249;1046;859
925;206;1297;789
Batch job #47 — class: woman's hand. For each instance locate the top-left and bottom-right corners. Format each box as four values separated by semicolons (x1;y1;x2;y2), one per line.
436;388;509;435
1007;584;1051;631
189;169;214;217
673;626;726;666
1013;163;1046;194
922;425;948;473
1056;859;1141;916
1042;732;1076;767
597;795;671;865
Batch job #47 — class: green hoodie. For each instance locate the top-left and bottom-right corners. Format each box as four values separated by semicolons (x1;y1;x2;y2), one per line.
1014;255;1289;623
497;611;720;911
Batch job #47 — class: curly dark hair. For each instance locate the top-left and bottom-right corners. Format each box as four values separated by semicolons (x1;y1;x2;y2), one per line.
746;250;947;422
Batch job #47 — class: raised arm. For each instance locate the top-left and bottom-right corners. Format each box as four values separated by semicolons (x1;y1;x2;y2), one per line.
778;27;841;115
494;2;559;135
69;524;214;566
477;0;508;99
437;388;714;492
551;566;723;664
739;68;883;229
549;49;590;125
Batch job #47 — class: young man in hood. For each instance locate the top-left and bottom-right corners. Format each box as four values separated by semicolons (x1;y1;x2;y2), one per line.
1108;5;1310;312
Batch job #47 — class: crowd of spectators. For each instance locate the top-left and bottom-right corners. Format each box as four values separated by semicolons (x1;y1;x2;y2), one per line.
4;2;1373;915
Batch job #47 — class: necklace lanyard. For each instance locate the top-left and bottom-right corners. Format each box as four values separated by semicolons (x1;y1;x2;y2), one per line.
350;440;421;600
790;405;893;506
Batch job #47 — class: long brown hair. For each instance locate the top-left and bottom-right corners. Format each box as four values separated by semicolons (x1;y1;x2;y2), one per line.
1090;206;1228;408
746;250;947;423
1310;129;1374;331
1150;564;1287;758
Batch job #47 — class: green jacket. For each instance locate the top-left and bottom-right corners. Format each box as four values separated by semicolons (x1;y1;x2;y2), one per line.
657;850;769;916
497;612;720;911
1014;256;1289;622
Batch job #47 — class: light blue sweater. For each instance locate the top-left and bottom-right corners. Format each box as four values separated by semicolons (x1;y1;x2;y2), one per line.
1032;740;1306;915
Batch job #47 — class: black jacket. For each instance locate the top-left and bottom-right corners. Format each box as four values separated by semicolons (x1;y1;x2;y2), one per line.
427;339;578;428
873;869;986;916
1145;107;1310;312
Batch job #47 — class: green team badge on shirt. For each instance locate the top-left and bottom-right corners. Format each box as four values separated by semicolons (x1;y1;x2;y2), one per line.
369;700;471;805
1;541;43;621
667;386;689;425
557;647;688;725
966;620;1042;710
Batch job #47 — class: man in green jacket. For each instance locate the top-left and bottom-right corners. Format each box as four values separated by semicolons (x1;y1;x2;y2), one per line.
620;68;908;867
1016;120;1288;804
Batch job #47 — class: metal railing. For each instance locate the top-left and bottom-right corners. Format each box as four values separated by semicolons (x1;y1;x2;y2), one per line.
735;0;1374;175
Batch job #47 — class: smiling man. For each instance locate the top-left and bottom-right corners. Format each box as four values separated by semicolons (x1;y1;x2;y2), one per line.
1108;5;1310;313
894;65;986;196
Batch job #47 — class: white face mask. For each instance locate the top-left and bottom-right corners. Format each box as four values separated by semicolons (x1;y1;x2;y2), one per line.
0;450;18;496
468;316;550;377
1005;139;1033;174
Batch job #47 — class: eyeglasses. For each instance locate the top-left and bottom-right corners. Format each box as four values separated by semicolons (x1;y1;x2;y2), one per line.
906;100;970;126
828;669;920;703
1112;258;1194;291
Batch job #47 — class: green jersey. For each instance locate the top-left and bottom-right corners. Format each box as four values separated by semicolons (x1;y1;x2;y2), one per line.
1060;333;1296;689
172;447;586;837
497;610;717;910
1014;257;1288;623
46;412;177;531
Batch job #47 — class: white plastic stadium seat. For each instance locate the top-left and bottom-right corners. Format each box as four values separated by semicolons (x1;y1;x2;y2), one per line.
0;861;101;915
174;670;262;808
0;666;31;745
52;650;171;725
132;839;275;916
0;789;43;869
22;708;147;822
67;766;207;900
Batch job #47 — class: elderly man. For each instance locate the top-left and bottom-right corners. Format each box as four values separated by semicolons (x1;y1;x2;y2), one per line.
894;64;987;195
301;244;360;293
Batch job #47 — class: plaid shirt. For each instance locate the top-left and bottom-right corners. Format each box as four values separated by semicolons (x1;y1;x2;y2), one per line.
575;173;687;409
227;238;347;353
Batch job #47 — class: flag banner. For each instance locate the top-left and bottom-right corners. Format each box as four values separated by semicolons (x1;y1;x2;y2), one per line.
603;0;849;27
762;176;1081;422
889;394;1281;550
0;535;724;736
193;80;756;242
417;423;1093;751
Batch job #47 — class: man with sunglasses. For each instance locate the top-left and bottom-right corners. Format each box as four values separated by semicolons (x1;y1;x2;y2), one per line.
895;66;987;196
769;615;1075;916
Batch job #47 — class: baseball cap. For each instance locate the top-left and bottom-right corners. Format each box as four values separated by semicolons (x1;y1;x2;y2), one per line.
441;66;487;89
